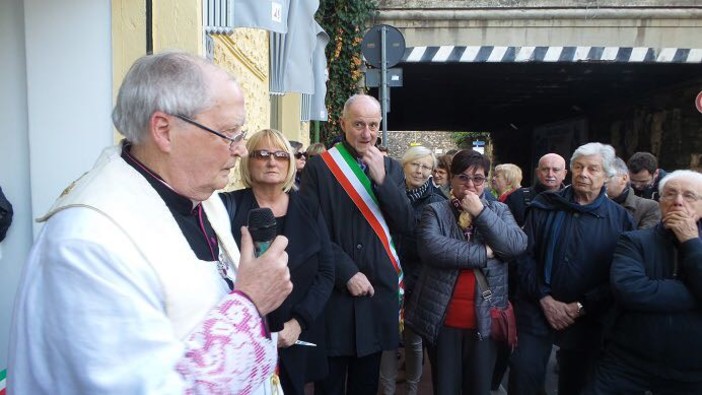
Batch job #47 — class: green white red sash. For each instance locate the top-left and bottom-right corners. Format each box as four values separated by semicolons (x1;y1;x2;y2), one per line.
320;144;405;309
0;368;6;395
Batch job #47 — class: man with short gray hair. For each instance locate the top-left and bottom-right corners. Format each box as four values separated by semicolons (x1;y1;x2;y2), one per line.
606;157;661;229
509;142;634;395
591;170;702;393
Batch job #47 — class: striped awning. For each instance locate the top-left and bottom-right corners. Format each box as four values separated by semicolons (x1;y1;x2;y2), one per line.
402;46;702;63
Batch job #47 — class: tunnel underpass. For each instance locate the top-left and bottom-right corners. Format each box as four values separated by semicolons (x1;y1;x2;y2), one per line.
372;59;702;182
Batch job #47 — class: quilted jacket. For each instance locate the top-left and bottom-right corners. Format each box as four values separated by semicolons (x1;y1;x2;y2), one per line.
405;199;527;344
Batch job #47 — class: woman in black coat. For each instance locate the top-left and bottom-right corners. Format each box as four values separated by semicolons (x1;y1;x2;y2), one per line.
220;129;334;395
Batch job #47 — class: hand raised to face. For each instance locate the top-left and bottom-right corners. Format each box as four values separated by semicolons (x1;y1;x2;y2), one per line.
460;190;484;217
362;146;386;185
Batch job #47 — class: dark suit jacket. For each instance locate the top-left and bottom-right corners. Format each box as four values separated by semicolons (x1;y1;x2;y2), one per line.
220;188;334;392
300;150;414;357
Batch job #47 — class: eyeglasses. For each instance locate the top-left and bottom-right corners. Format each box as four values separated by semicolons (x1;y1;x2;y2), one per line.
660;190;701;203
175;114;246;149
350;121;380;132
294;152;306;159
408;162;432;172
455;173;487;186
630;178;654;190
250;149;290;161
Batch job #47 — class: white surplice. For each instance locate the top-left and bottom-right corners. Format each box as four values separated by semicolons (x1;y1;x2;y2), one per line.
8;146;278;394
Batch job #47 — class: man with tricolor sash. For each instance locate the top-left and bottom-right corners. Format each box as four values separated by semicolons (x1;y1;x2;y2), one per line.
301;94;413;395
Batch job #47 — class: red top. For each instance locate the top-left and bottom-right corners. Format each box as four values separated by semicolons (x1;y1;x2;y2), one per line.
443;269;477;329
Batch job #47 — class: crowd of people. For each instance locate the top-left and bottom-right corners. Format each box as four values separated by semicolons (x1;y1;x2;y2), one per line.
6;51;702;395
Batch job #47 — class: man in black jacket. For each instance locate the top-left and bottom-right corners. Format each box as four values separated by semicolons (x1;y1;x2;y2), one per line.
627;151;667;201
508;143;634;395
493;153;568;393
590;170;702;394
505;153;567;227
301;94;413;395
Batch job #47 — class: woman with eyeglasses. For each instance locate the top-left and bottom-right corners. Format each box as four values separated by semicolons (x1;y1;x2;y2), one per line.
404;149;527;395
379;146;446;395
220;129;334;395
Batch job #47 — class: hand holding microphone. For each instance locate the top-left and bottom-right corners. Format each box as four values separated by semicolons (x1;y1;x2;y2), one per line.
249;208;277;257
234;208;292;316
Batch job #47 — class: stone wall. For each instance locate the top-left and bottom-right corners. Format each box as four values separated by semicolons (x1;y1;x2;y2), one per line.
377;0;702;49
382;130;495;164
383;130;459;159
379;0;687;8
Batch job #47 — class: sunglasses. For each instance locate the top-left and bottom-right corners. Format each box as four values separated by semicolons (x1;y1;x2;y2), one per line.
294;152;307;159
250;149;291;161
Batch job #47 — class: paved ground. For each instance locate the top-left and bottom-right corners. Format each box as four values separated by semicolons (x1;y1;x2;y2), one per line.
386;347;559;395
305;346;559;394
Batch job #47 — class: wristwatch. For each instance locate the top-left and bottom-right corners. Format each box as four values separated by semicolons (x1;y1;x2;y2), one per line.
576;301;585;316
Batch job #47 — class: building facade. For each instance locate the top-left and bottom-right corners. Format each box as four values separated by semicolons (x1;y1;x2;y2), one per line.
0;0;325;379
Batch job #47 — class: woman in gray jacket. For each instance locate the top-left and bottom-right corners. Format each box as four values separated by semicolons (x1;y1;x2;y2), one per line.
405;149;527;395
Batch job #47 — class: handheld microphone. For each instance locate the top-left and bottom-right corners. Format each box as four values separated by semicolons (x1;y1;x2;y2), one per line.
247;207;278;338
248;208;277;257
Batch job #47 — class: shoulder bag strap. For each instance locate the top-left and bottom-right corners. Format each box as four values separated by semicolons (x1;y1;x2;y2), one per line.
473;268;494;304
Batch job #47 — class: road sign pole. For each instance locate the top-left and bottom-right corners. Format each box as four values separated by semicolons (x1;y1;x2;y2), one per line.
381;26;388;147
361;24;405;148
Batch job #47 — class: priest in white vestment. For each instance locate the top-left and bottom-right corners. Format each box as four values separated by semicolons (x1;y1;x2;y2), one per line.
8;52;292;395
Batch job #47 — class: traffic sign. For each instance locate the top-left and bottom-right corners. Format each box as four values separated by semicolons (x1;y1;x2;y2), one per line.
696;90;702;114
365;68;403;88
361;24;406;68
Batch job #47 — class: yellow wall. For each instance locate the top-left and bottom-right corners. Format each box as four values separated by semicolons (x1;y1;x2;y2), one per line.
152;1;201;54
111;0;147;143
213;31;270;135
279;94;311;147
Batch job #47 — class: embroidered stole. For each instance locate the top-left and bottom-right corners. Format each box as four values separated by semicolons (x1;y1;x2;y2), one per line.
320;144;405;323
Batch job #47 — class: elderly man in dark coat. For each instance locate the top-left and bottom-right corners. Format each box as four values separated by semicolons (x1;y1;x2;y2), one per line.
505;153;568;227
591;170;702;394
301;94;413;395
509;143;634;395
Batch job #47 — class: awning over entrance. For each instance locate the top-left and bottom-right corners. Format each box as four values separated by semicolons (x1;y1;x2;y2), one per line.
402;46;702;64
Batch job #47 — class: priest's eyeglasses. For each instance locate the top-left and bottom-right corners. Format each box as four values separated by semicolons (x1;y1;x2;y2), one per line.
175;114;246;149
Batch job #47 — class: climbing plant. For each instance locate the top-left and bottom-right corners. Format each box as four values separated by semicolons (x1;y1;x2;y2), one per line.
315;0;377;146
